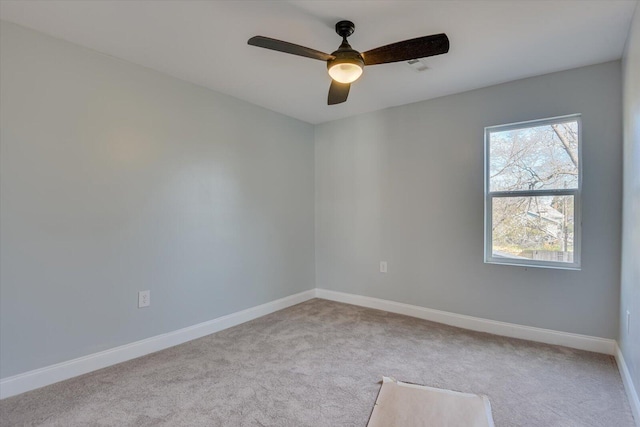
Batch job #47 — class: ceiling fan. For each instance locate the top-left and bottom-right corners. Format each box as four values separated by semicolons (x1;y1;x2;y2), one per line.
248;20;449;105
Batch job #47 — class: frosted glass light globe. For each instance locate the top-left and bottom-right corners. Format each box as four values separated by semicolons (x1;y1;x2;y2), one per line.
328;62;363;84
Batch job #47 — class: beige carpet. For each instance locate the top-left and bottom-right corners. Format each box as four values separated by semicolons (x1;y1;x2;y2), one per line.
0;299;635;426
367;377;494;427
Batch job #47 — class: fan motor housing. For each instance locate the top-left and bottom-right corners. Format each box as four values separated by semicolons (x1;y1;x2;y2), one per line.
327;49;364;72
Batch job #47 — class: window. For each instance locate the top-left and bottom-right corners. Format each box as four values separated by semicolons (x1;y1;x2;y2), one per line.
484;115;581;269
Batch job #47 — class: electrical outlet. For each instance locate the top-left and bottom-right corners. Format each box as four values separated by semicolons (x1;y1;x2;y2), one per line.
138;290;150;308
380;261;387;273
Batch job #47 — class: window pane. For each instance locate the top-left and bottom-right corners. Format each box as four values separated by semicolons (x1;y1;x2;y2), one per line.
491;195;575;263
489;120;579;192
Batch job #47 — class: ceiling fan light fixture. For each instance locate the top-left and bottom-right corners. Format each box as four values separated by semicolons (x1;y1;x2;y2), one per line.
248;19;449;104
327;54;364;84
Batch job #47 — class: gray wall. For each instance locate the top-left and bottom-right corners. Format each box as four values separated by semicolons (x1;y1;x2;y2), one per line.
0;22;315;378
621;3;640;402
315;61;622;339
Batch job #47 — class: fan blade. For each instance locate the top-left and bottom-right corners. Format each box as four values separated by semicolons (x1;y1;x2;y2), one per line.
248;36;334;61
362;33;449;66
328;81;350;105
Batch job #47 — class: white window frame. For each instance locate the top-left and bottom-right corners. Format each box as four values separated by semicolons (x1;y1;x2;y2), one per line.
484;114;582;270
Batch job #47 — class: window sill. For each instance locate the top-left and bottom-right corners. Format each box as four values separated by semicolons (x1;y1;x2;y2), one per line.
484;259;581;271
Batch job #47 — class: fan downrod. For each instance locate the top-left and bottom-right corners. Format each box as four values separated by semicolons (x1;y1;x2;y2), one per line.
335;20;355;39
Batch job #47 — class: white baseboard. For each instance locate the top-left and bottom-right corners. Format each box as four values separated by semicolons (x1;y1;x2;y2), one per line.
315;289;617;355
0;289;316;399
616;344;640;426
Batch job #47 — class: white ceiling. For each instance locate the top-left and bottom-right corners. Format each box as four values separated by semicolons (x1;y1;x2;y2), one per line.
0;0;637;124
